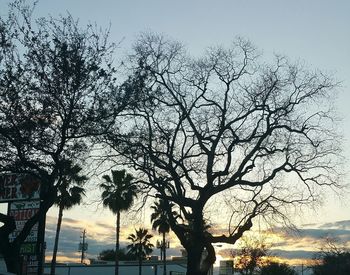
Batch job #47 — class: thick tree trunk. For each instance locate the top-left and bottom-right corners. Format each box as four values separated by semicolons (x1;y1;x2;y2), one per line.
162;232;166;275
2;243;20;274
186;246;206;275
50;204;64;275
185;242;216;275
115;211;120;275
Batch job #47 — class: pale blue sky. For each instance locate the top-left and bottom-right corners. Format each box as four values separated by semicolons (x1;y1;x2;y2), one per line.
26;0;350;140
20;0;350;219
1;0;350;261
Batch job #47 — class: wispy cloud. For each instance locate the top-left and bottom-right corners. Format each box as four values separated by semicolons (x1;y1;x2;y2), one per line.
318;220;350;230
268;221;350;249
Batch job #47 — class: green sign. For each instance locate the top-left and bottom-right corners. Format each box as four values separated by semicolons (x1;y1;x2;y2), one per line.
20;242;37;255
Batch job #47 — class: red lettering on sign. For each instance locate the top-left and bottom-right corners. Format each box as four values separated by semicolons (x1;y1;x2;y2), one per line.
9;209;39;221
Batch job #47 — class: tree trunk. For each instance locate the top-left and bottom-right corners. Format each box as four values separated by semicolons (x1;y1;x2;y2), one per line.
115;211;120;275
186;246;205;275
50;204;64;275
163;232;166;275
139;256;142;275
185;242;215;275
2;244;20;274
139;242;142;275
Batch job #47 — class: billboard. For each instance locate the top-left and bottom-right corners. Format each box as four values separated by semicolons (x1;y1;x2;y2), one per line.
0;174;41;202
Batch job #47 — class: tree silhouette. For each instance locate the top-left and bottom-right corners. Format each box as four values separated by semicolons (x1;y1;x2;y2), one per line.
50;160;87;275
312;237;350;275
100;170;138;275
98;248;137;261
0;1;126;272
127;228;154;275
151;199;176;275
233;236;269;275
260;262;297;275
107;33;342;275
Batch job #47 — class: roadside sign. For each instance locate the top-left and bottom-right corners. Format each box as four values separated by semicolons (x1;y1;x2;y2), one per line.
8;201;40;243
0;174;41;202
8;200;41;274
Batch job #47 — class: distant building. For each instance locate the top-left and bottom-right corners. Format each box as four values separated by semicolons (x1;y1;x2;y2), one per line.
219;260;234;275
149;255;159;261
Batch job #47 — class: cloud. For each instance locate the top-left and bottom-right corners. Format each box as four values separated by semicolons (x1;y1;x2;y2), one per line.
318;220;350;230
217;247;316;261
45;215;119;262
270;249;316;260
268;222;350;250
215;219;350;266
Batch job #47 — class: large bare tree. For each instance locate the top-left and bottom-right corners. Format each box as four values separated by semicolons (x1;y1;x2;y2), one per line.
106;33;341;275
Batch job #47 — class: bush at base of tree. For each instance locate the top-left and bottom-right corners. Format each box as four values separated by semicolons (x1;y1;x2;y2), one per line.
259;262;297;275
312;252;350;275
98;249;137;261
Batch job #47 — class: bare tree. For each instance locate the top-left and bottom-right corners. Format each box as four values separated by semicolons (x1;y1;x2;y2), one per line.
0;1;127;273
106;33;341;275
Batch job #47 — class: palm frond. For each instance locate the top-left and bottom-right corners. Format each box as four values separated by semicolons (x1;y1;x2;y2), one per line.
100;169;138;214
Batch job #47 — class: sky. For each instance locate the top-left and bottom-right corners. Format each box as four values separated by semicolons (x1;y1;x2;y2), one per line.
0;0;350;266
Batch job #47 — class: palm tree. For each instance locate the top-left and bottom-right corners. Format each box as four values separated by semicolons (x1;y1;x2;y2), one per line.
127;227;154;275
100;170;138;275
151;199;176;275
50;160;87;275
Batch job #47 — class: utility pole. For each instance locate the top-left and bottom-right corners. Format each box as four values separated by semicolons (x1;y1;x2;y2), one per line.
156;239;169;275
79;229;88;264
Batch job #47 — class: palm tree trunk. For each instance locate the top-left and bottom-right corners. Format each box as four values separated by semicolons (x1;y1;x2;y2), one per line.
50;204;64;275
115;211;120;275
160;243;163;261
139;257;142;275
139;241;142;275
163;232;166;275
